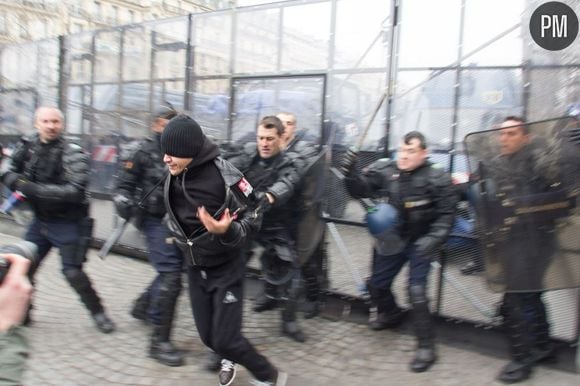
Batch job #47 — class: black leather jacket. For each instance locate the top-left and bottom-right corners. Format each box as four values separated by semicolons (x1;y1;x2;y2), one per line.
345;159;457;243
225;143;302;230
164;157;261;267
3;133;90;220
116;134;166;218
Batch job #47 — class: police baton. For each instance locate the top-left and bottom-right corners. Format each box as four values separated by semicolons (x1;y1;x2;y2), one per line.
97;218;129;259
324;214;368;297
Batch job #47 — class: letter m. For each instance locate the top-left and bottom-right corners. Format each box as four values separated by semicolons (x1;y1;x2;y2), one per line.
553;15;567;38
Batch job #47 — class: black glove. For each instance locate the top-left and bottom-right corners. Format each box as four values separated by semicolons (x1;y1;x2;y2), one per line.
2;172;27;191
253;191;272;213
15;180;40;198
569;127;580;145
414;236;440;258
113;194;135;220
339;148;359;176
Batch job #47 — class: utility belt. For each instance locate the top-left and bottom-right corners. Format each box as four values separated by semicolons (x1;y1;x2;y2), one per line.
403;198;433;210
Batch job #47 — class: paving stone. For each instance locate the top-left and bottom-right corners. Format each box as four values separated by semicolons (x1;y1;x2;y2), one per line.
0;232;572;386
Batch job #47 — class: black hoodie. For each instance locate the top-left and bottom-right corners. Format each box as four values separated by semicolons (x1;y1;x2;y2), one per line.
168;138;223;235
163;136;262;267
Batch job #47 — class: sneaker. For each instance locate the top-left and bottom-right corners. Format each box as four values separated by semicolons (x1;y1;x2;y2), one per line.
251;370;288;386
218;359;237;386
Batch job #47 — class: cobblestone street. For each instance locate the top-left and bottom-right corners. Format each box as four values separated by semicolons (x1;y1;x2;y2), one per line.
1;232;575;386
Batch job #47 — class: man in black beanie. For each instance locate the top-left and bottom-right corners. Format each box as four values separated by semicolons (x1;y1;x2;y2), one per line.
161;114;287;386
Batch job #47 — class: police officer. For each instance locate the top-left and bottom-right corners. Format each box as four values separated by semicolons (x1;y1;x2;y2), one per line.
1;106;115;333
477;117;559;383
277;112;324;318
343;131;456;373
227;116;306;343
113;106;184;366
161;115;287;386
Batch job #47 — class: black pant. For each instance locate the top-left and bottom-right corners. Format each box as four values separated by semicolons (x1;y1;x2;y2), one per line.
186;257;275;382
502;292;551;362
255;230;301;322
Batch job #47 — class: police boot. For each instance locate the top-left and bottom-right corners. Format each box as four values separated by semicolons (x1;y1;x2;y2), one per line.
497;294;533;383
302;300;320;320
528;294;557;364
302;277;321;319
63;267;115;333
150;329;183;367
302;258;322;319
149;272;183;367
368;285;406;331
131;291;151;322
409;285;437;373
281;297;306;343
254;281;278;312
281;321;306;343
497;360;532;384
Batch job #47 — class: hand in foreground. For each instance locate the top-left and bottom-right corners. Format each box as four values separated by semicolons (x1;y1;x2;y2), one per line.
0;254;33;331
197;206;233;235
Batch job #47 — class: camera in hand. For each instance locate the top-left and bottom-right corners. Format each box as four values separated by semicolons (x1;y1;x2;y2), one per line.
0;240;37;284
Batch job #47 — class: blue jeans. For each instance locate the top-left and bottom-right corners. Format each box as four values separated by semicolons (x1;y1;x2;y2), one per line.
368;242;432;291
141;217;184;323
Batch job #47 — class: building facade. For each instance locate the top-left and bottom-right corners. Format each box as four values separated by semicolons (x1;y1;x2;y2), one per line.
0;0;230;44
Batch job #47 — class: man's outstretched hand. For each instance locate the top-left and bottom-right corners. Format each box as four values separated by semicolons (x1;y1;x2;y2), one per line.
197;206;233;235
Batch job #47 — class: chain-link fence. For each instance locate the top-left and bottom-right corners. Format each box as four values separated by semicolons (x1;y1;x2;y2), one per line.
0;0;578;343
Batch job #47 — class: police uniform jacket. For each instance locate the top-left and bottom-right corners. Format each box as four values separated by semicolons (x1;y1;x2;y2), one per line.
3;133;90;221
116;134;166;218
286;131;320;169
345;159;456;244
225;143;302;231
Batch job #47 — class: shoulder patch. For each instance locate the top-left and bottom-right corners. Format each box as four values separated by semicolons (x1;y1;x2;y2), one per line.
68;143;82;151
237;177;253;197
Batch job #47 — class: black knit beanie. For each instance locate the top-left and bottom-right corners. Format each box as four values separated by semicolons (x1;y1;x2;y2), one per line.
161;114;204;158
